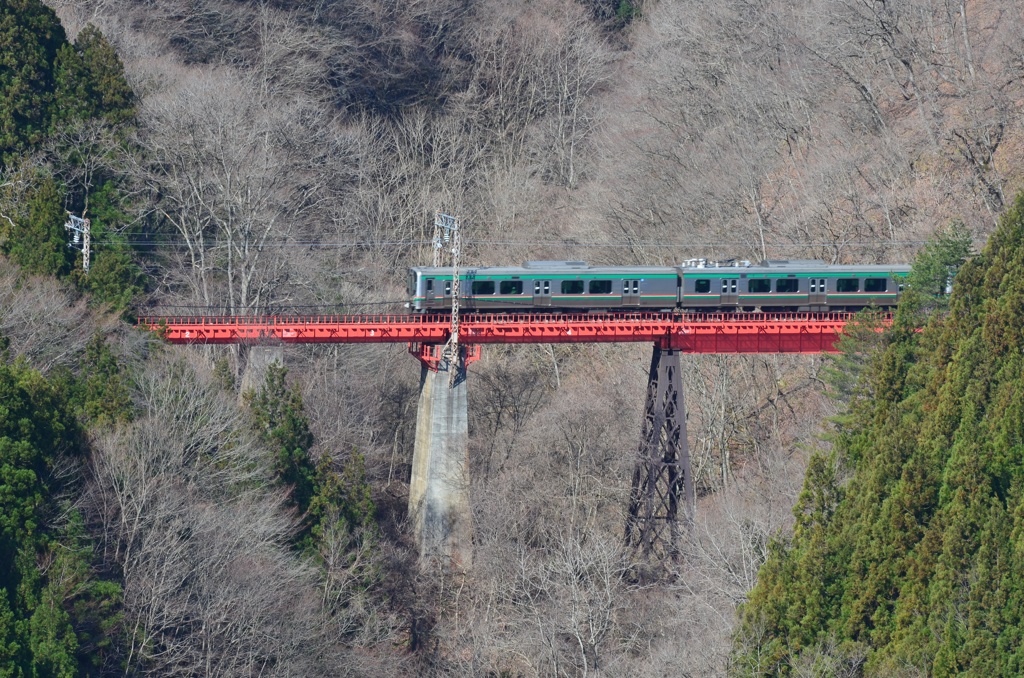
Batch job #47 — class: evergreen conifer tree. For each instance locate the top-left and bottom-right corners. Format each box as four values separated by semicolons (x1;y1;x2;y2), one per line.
734;196;1024;676
0;0;66;163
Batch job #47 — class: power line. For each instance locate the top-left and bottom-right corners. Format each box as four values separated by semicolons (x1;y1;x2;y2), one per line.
87;237;950;250
148;300;411;314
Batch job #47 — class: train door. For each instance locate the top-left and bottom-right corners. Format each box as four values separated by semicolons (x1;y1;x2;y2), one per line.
534;279;552;307
622;279;641;306
442;279;453;309
424;278;436;309
720;278;738;308
808;277;827;310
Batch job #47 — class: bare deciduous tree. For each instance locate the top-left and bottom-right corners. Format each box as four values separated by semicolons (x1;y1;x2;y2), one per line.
129;67;328;312
85;354;357;676
0;258;103;372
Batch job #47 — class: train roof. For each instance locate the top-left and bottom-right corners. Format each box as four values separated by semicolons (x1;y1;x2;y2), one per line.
409;264;676;276
410;261;912;275
678;261;911;274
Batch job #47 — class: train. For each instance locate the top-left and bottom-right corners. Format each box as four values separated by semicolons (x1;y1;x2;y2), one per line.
407;259;912;314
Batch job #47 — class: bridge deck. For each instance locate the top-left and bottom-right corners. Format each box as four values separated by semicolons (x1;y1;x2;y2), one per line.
138;311;890;354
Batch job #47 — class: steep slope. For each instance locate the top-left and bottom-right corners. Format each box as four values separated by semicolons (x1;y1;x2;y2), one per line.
735;193;1024;675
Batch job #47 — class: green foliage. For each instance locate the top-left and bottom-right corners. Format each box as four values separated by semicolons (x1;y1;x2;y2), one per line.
0;169;142;310
53;26;134;128
304;451;379;599
28;582;78;678
820;307;891;407
898;219;974;322
734;195;1024;676
42;513;123;673
248;364;379;559
249;364;316;514
0;2;143;310
53;334;134;428
0;0;66;164
72;182;143;311
0;357;121;677
616;0;640;22
1;2;133;166
907;219;973;296
79;240;142;311
308;452;377;542
338;452;376;530
1;171;75;277
212;357;235;392
52;42;92;130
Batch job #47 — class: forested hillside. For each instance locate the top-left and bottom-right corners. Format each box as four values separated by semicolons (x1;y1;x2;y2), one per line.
735;196;1024;676
0;0;1022;674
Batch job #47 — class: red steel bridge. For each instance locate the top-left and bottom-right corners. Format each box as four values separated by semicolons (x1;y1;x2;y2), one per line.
138;310;886;365
137;310;891;562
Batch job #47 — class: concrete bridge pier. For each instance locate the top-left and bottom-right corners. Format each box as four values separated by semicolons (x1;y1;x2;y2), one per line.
408;355;472;569
239;345;284;396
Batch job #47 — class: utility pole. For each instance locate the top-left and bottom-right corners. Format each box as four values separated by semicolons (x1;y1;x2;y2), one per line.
64;214;91;274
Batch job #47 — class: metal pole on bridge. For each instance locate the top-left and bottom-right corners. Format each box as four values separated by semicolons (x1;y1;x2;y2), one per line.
433;212;463;388
408;213;473;569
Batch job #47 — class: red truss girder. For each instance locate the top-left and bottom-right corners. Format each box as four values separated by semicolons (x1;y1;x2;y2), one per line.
138;312;890;354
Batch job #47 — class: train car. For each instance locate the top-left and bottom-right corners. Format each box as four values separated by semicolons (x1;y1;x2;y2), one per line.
677;259;911;312
408;261;678;312
407;260;911;313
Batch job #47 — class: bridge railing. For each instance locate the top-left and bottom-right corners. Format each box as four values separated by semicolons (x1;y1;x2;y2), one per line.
138;310;893;327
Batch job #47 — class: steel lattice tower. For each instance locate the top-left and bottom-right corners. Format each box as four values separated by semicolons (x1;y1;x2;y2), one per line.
432;212;463;387
624;346;695;559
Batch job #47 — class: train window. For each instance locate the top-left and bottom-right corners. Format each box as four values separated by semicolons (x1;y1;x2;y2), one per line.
632;281;640;294
864;278;887;292
561;280;584;294
500;280;523;295
444;281;452;296
472;281;495;295
534;281;541;294
589;280;612;294
695;279;711;293
809;280;816;293
721;280;728;293
426;279;434;293
730;280;737;293
776;279;798;293
543;281;550;294
837;279;859;292
749;279;771;293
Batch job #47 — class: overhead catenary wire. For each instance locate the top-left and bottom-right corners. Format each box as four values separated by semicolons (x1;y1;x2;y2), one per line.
87;237;959;249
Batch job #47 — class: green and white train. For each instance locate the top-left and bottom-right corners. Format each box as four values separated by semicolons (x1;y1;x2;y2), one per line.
408;259;911;313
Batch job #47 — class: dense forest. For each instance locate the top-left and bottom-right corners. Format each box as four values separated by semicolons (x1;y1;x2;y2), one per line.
735;198;1024;676
0;0;1022;674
